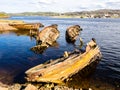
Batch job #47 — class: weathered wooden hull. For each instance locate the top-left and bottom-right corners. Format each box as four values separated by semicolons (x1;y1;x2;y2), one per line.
65;25;82;43
31;41;59;54
36;24;60;46
65;32;77;43
66;56;101;84
25;46;102;84
9;23;43;30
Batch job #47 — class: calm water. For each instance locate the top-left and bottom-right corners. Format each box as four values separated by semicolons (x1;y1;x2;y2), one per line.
0;16;120;87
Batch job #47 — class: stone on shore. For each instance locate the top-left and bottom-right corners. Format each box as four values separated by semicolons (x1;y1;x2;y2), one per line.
25;84;37;90
0;86;8;90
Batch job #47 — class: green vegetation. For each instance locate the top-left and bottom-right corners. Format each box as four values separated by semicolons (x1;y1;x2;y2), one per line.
2;9;120;18
61;9;120;18
0;12;9;18
9;12;60;16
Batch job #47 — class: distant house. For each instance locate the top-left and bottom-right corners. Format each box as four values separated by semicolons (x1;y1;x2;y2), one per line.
113;14;119;18
104;14;111;18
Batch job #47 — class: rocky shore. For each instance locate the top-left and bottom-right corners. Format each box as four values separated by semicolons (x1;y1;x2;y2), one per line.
0;77;119;90
0;83;91;90
0;20;25;31
0;20;43;31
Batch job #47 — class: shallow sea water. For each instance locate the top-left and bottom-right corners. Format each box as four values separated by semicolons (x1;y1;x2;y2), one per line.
0;16;120;89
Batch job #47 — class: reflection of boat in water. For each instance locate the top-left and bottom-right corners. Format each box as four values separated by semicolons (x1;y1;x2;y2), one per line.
0;30;37;38
25;43;102;84
30;41;59;54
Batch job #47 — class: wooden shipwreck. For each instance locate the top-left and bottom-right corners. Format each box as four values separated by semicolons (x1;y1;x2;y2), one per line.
31;24;60;54
9;23;44;30
36;24;60;46
66;25;82;43
31;42;59;54
25;43;102;84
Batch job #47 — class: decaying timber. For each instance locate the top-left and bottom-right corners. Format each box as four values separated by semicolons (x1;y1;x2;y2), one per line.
9;23;44;30
30;24;60;54
25;43;102;84
30;45;48;54
36;24;60;46
31;41;59;54
66;25;82;43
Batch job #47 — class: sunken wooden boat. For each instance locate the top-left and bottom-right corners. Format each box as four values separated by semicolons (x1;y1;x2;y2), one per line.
36;24;60;46
25;45;102;84
9;23;44;30
66;25;82;43
31;24;60;54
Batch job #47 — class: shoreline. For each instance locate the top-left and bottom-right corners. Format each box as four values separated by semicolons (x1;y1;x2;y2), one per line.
0;76;119;90
0;82;119;90
51;15;120;19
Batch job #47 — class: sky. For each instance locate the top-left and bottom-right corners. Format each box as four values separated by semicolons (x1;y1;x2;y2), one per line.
0;0;120;13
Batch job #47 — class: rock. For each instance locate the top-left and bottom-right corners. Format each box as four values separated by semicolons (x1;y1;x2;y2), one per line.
8;84;21;90
0;20;44;31
25;84;37;90
0;86;8;90
0;23;17;31
89;88;92;90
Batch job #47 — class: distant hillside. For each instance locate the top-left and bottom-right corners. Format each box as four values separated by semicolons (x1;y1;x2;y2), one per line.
62;9;120;18
9;12;60;16
0;12;9;18
8;9;120;18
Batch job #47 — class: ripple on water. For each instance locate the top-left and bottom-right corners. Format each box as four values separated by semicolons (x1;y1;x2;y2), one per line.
0;17;120;87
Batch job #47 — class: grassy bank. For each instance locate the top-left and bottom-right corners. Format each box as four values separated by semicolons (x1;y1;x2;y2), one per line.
0;13;9;18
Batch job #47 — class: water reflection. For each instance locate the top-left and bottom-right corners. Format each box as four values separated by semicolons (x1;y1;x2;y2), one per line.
0;29;60;55
31;41;59;54
0;17;120;88
0;29;38;40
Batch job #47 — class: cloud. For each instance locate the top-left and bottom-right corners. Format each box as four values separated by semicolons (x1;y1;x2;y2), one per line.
0;0;120;13
105;2;120;9
36;0;57;4
34;0;120;12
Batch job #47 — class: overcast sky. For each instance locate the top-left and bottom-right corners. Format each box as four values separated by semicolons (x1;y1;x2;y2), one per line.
0;0;120;13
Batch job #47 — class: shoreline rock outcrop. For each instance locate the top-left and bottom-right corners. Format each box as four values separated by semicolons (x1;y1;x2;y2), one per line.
0;20;44;31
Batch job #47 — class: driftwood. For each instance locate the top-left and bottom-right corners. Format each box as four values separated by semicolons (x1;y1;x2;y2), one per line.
25;44;102;84
36;24;60;46
66;25;82;43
